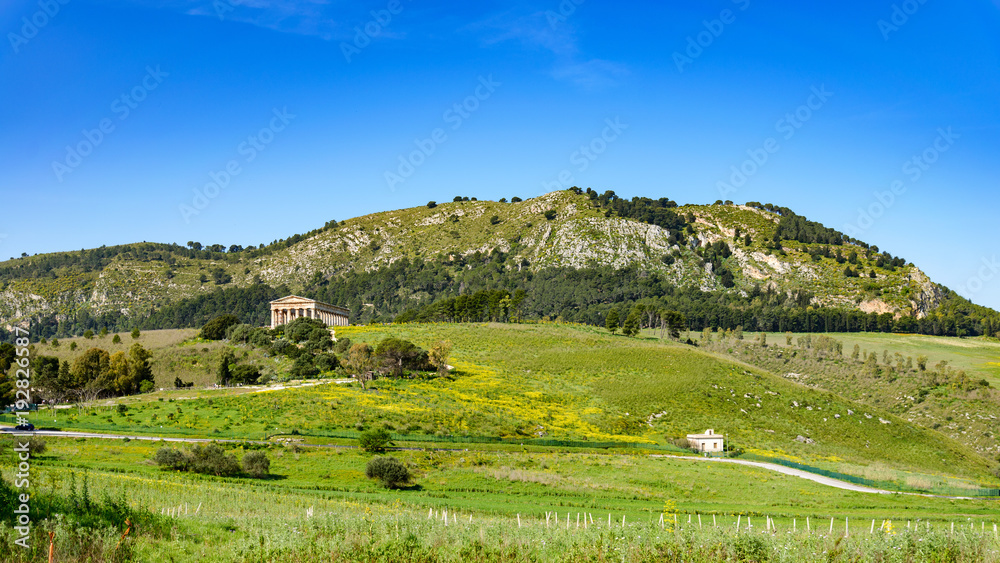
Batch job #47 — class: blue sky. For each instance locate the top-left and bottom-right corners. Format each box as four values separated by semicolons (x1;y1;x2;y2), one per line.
1;0;999;309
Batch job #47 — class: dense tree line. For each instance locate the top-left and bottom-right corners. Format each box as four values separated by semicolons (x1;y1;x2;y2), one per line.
580;187;690;234
394;289;526;323
5;257;999;343
6;343;157;404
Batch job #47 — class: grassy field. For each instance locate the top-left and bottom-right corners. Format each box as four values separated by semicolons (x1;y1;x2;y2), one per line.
6;323;1000;561
679;329;1000;464
747;331;1000;384
3;435;1000;562
28;323;999;486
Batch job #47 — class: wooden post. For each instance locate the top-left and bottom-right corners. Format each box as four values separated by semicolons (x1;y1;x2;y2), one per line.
951;522;954;534
870;519;875;534
546;512;550;528
517;514;521;528
566;513;570;530
807;517;810;532
993;523;997;538
713;514;717;527
577;513;580;528
829;517;833;534
48;531;55;563
845;517;849;537
793;518;796;532
736;515;741;531
698;514;702;528
608;513;611;528
622;514;626;527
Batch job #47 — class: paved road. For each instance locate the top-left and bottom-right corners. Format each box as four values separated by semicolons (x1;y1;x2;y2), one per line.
652;455;978;499
1;427;982;499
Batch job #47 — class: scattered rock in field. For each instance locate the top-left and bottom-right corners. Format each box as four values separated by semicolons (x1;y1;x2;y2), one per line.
879;417;891;424
795;435;815;444
834;414;840;419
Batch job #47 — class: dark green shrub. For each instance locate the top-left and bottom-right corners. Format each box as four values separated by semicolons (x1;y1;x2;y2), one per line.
365;456;411;489
231;364;261;385
242;451;271;478
359;428;392;453
154;447;187;470
334;337;352;354
200;315;240;340
291;354;319;378
315;353;339;372
285;317;327;343
187;444;241;476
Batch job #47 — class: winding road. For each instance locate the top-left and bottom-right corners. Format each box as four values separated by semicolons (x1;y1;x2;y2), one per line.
1;427;983;499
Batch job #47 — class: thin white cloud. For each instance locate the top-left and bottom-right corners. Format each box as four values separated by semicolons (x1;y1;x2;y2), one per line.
121;0;406;42
470;6;627;89
551;58;629;89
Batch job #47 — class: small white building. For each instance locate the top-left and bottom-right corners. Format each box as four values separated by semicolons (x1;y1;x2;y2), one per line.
686;429;724;453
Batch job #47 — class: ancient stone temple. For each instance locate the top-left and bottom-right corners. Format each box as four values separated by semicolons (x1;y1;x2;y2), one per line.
269;295;349;328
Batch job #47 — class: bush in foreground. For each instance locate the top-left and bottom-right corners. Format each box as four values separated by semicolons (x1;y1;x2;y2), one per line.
154;444;265;478
365;456;411;489
359;428;392;453
242;451;271;478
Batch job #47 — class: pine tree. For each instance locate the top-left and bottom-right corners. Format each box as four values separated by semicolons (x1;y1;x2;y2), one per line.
605;309;620;334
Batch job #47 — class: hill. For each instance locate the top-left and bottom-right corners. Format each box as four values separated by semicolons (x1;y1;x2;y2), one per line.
1;189;998;339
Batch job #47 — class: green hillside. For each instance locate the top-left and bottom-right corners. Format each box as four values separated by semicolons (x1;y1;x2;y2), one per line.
2;190;998;340
33;324;999;485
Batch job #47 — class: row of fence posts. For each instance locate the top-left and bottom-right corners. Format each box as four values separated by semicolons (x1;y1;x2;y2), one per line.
161;502;201;517
423;509;999;538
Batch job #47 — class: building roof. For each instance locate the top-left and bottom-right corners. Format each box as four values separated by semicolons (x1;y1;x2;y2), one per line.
686;430;723;440
269;295;349;313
